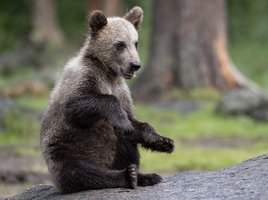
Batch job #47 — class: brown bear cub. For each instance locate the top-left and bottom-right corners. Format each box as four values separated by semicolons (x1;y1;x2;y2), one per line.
40;7;174;193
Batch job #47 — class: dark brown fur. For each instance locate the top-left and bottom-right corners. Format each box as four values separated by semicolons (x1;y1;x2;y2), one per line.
40;7;174;194
89;11;108;36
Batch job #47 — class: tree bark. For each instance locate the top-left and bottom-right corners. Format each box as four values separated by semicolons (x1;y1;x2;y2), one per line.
133;0;266;101
132;0;268;120
132;0;177;100
86;0;123;16
175;0;235;90
31;0;64;46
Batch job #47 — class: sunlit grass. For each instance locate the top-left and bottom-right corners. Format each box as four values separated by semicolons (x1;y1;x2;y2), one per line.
135;102;268;172
135;103;268;139
17;95;48;110
140;145;268;172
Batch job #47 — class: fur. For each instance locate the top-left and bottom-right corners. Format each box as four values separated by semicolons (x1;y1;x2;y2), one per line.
89;10;108;36
124;6;143;30
40;7;174;194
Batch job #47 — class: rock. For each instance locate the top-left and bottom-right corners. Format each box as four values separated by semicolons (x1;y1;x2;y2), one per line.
6;154;268;200
217;88;268;121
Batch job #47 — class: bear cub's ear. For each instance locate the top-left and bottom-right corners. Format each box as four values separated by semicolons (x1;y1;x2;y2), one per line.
88;10;108;35
124;6;143;30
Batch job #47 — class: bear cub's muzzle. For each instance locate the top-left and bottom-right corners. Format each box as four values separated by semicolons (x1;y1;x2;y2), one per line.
121;61;141;79
129;61;141;72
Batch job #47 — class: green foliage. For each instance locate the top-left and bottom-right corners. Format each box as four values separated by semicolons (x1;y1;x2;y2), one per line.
228;0;268;45
0;0;32;51
230;43;268;91
56;0;86;40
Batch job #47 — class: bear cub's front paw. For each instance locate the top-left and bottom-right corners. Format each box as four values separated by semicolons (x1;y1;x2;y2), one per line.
144;136;174;153
155;137;174;153
127;164;138;189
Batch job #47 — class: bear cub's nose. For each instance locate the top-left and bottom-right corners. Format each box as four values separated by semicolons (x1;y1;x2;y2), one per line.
130;62;141;71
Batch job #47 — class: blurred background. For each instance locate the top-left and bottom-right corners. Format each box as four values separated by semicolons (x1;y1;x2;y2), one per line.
1;0;268;197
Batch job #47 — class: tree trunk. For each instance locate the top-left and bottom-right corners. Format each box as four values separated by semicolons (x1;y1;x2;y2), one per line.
133;0;243;98
175;0;234;90
132;0;268;120
132;0;177;100
31;0;64;46
86;0;122;16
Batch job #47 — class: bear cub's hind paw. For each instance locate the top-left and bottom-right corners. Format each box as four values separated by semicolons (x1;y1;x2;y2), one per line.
138;173;162;187
127;164;138;189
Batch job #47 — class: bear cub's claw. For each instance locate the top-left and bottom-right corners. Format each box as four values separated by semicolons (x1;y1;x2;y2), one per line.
127;164;138;189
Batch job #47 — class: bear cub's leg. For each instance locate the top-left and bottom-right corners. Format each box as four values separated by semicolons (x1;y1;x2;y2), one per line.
56;161;140;193
130;118;174;153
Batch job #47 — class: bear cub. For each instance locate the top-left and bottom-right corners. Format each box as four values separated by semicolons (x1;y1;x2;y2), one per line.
40;7;174;193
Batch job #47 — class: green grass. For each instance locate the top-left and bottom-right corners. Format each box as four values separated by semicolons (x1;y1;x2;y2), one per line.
1;93;268;172
0;108;40;146
17;95;48;110
3;111;40;135
135;102;268;172
135;103;268;139
140;146;267;172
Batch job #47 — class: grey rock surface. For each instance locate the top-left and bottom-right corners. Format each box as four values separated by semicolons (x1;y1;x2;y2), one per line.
217;88;268;121
6;154;268;200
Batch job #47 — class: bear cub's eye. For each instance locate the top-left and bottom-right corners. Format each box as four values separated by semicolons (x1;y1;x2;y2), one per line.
115;41;126;51
135;42;138;49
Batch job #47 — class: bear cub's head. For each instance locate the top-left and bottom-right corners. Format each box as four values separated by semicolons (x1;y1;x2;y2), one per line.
86;7;143;79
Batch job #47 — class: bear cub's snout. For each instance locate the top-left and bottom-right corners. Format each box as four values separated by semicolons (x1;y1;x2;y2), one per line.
129;61;141;72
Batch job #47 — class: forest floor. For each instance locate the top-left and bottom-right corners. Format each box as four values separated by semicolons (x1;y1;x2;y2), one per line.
0;145;50;198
